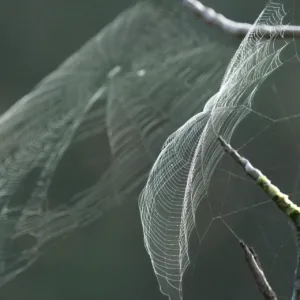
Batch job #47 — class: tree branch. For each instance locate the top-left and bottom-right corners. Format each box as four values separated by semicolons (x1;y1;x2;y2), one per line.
239;240;277;300
218;136;300;300
182;0;300;39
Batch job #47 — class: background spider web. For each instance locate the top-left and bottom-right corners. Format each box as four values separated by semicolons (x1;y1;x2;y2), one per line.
0;0;234;291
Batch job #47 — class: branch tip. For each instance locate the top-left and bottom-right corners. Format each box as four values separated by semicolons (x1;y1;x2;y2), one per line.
183;0;300;39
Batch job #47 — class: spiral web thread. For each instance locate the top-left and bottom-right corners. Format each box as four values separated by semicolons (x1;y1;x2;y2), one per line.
139;1;290;299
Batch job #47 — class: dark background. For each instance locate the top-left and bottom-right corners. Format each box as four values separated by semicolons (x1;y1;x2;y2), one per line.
0;0;299;299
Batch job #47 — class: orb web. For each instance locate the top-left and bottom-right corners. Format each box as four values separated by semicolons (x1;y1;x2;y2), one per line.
0;0;233;289
139;1;295;299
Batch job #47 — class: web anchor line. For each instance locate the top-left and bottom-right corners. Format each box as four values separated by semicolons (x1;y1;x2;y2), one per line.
218;136;300;300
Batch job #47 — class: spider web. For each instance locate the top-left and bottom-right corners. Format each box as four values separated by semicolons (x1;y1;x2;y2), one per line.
139;1;299;299
0;0;233;290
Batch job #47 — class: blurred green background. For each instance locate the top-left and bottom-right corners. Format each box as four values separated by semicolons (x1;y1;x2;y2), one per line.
0;0;299;299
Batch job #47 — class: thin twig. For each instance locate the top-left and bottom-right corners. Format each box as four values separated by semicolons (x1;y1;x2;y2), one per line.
250;245;263;269
240;240;277;300
182;0;300;39
218;136;300;300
